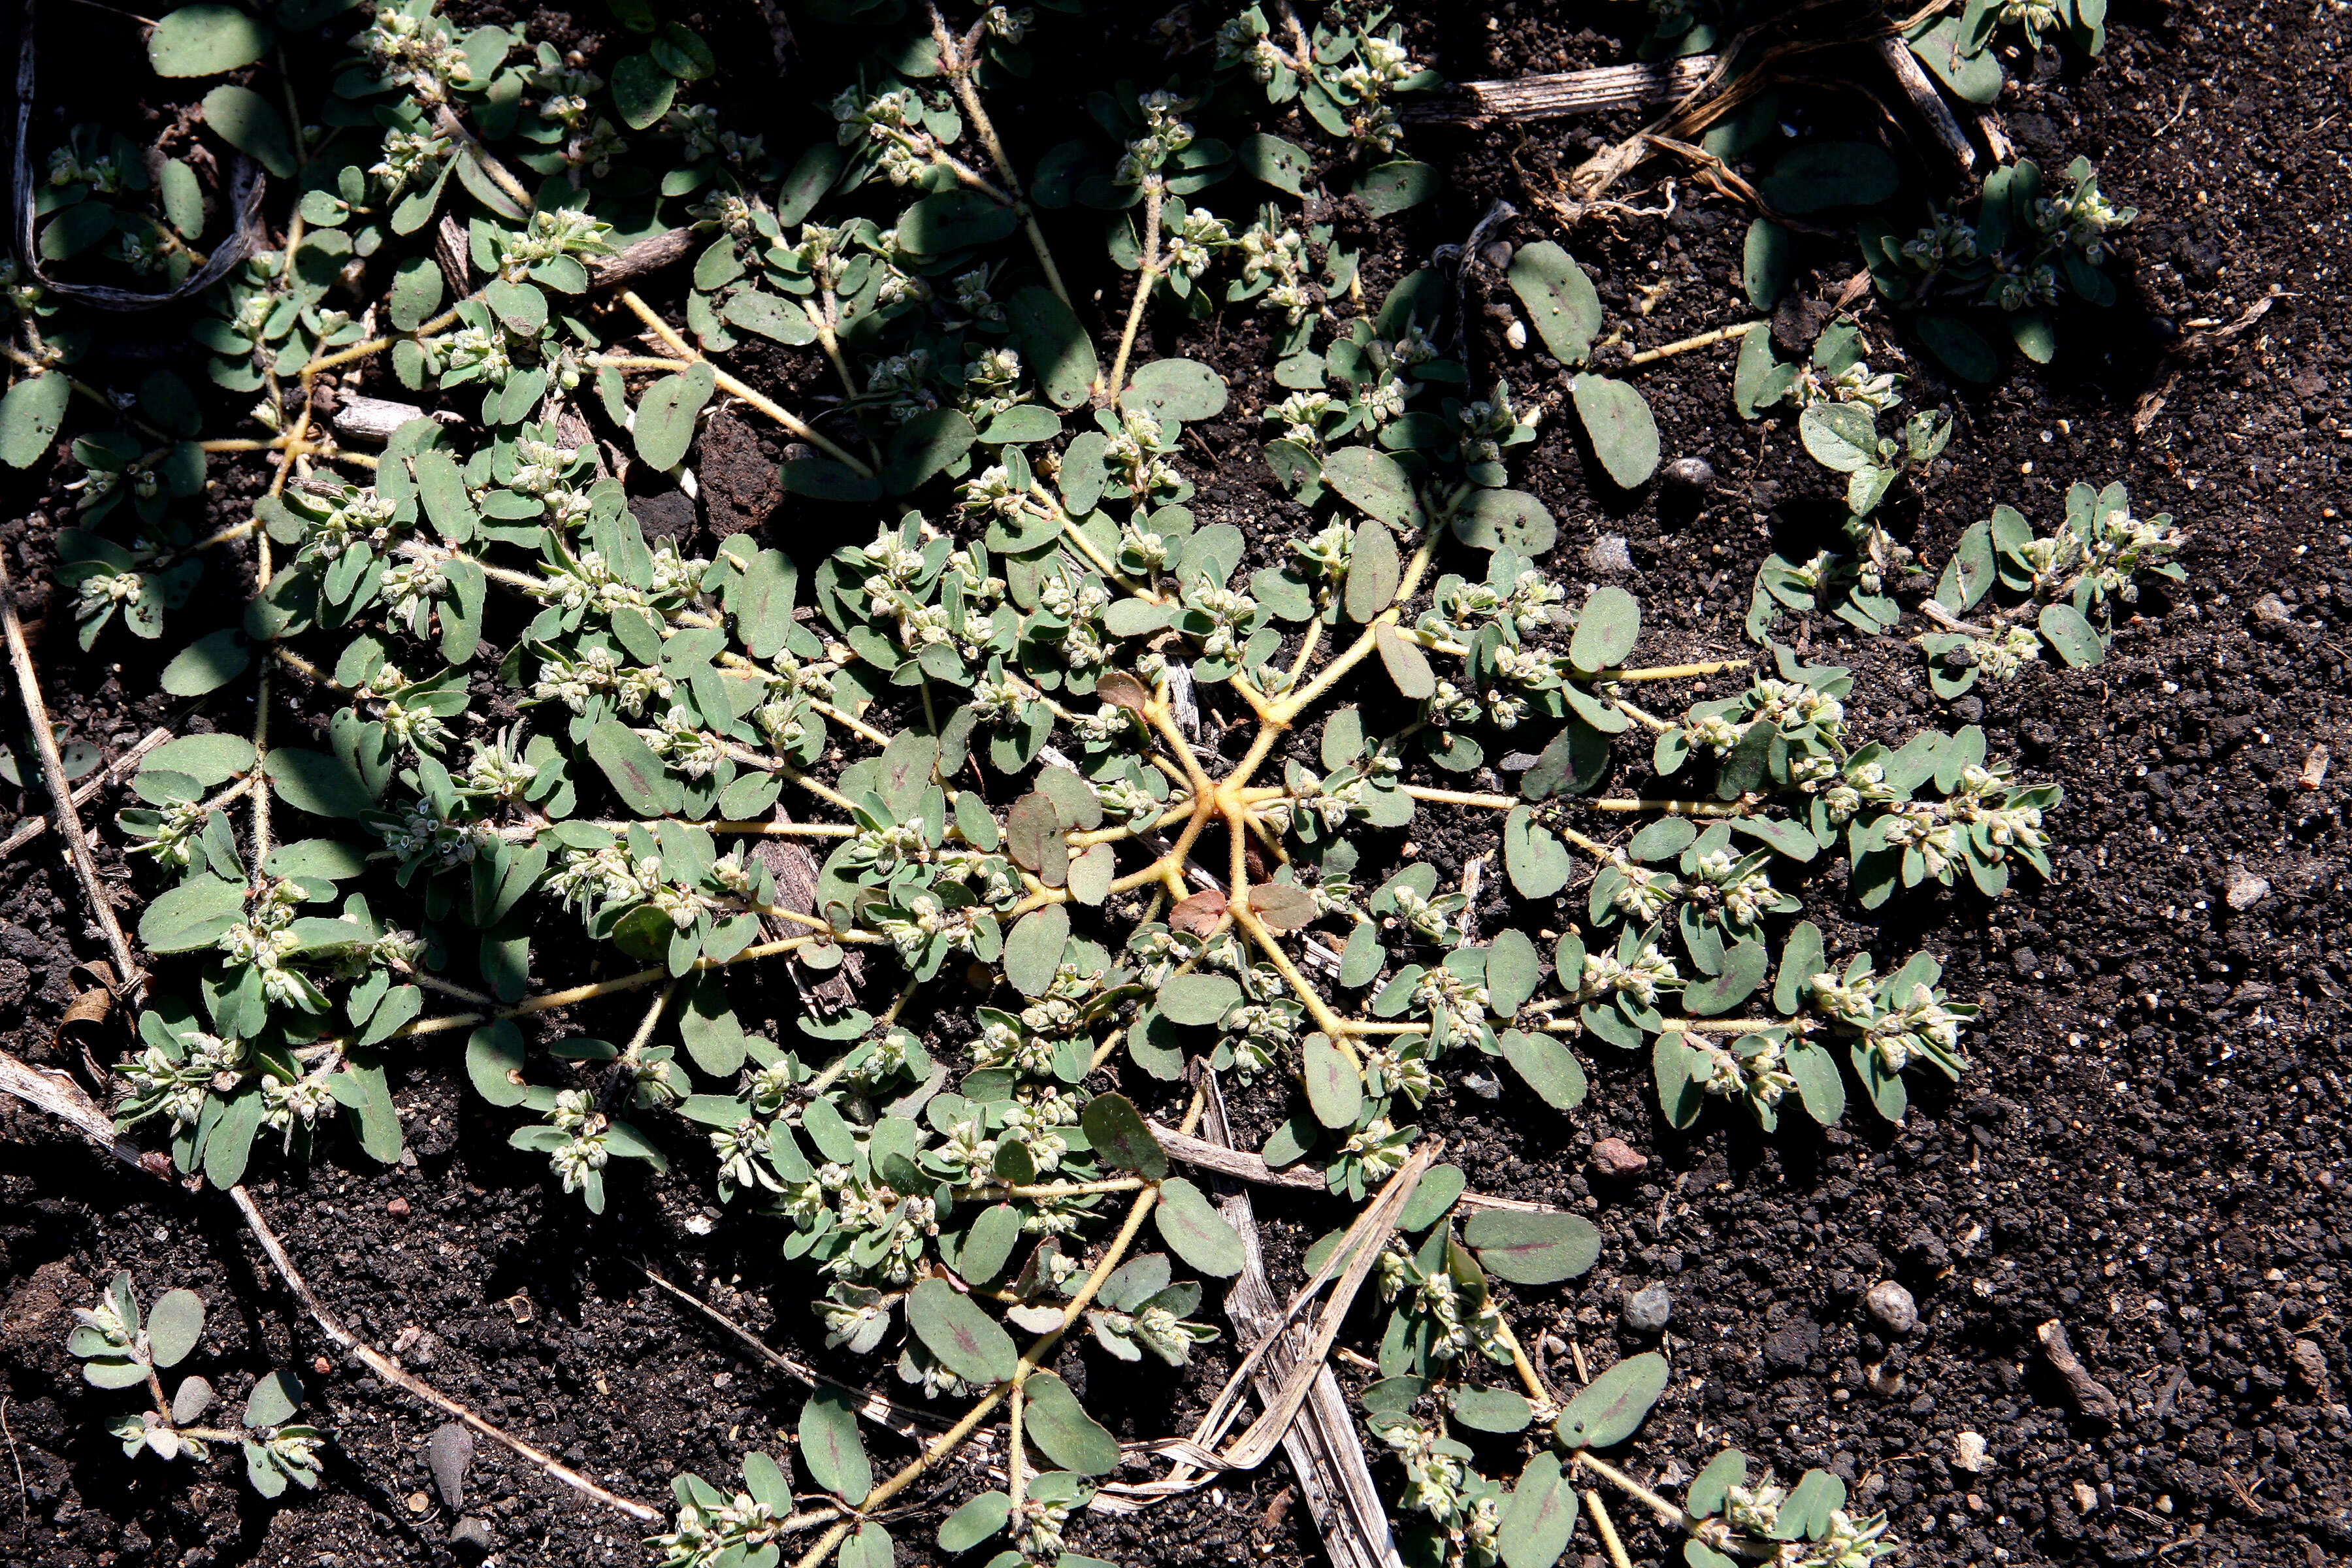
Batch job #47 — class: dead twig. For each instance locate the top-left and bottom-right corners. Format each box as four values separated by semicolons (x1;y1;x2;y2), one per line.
1407;56;1717;125
0;724;172;857
1146;1119;1566;1216
0;551;144;1000
1;1396;27;1530
1871;35;1974;174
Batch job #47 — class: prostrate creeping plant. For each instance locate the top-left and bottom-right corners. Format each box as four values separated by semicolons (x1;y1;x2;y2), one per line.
0;0;2183;1562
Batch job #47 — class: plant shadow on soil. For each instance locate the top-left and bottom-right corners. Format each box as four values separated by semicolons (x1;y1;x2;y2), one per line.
5;1;2352;1567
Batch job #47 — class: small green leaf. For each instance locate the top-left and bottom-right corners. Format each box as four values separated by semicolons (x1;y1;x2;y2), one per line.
1009;287;1098;410
146;1289;205;1369
1373;623;1435;700
1023;1373;1120;1475
201;86;296;178
1239;133;1313;195
1758;141;1901;213
1395;1164;1464;1232
1301;1032;1360;1130
585;719;683;815
2038;602;2105;667
1462;1211;1601;1285
1004;905;1071;997
634;360;716;470
1322;446;1417;527
899;189;1019;253
1779;1470;1848;1541
1125;359;1228;424
939;1491;1012;1552
1160;973;1239;1027
1569;585;1641;672
150;4;272;76
1555;1351;1669;1449
799;1387;874;1501
1916;314;1999;382
1344;519;1401;622
1797;402;1879;473
1499;1030;1588;1110
882;408;976;494
243;1368;302;1428
906;1278;1018;1384
1507;242;1602;367
1688;1448;1748;1518
1353;160;1438;216
1451;1385;1533;1433
465;1020;530;1107
0;372;70;469
1570;375;1659;489
161;630;250;696
1486;930;1541;1016
610;53;676;130
1079;1093;1167;1180
1153;1177;1243;1277
1742;220;1790;310
265;747;376;818
1499;1453;1580;1568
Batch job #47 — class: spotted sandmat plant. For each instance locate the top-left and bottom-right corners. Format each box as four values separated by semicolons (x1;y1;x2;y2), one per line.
0;1;2183;1565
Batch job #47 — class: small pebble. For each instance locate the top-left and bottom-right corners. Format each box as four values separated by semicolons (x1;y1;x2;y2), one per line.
2292;1339;2330;1390
449;1517;495;1559
427;1422;476;1511
1864;1280;1918;1335
2251;593;2292;624
1588;1137;1648;1178
386;1197;410;1217
1661;456;1716;491
1623;1283;1673;1333
1582;535;1635;578
1953;1431;1989;1472
1479;240;1515;271
2224;864;2270;911
312;1356;332;1376
2071;1480;2099;1514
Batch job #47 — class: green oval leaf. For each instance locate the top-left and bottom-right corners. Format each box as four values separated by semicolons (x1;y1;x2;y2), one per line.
242;1367;302;1428
1462;1210;1601;1285
1571;375;1659;490
2038;601;2105;668
906;1278;1018;1384
1759;141;1901;214
146;1288;205;1369
1344;519;1401;623
1322;446;1417;527
1023;1372;1120;1475
1239;133;1313;195
1126;359;1227;424
1159;973;1239;1027
1004;904;1071;998
1499;1030;1588;1111
200;86;296;179
150;4;272;76
634;360;716;471
1742;220;1790;310
465;1020;530;1107
0;372;71;469
1301;1032;1361;1130
1554;1350;1669;1449
1568;585;1641;672
1373;623;1435;700
1499;1453;1581;1568
1507;242;1602;366
1079;1092;1167;1180
799;1387;874;1501
938;1490;1012;1552
161;629;250;696
585;718;682;815
1450;1384;1533;1433
1153;1177;1243;1277
610;53;677;130
265;747;376;818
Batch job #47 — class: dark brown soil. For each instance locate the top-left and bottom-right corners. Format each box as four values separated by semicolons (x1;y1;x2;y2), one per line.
5;3;2351;1567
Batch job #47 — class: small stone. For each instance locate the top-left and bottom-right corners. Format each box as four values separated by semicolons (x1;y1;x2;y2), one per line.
2071;1480;2099;1514
1864;1280;1918;1335
427;1422;476;1511
1953;1431;1989;1472
312;1356;331;1376
449;1517;495;1559
2292;1339;2330;1391
2224;864;2270;911
1582;534;1635;578
1479;240;1515;272
386;1198;410;1217
1589;1137;1648;1178
2251;593;2292;625
1661;456;1716;491
1623;1283;1673;1333
406;1492;431;1514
